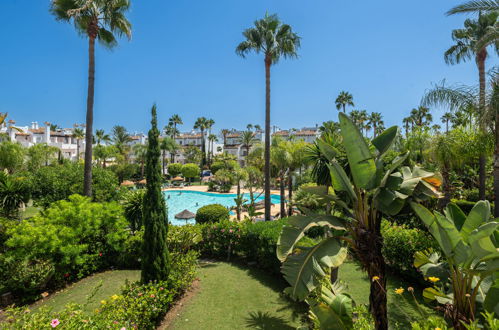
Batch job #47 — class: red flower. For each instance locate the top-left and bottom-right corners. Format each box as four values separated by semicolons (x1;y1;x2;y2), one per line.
64;273;70;278
99;252;103;257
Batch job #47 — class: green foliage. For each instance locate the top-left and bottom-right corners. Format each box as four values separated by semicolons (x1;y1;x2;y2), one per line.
167;163;183;177
195;204;230;224
0;141;25;173
5;195;128;283
25;143;59;171
181;163;200;182
28;163;120;207
122;189;145;232
209;169;233;192
141;104;170;283
2;250;197;330
411;201;499;324
0;172;31;219
381;220;438;281
210;159;238;174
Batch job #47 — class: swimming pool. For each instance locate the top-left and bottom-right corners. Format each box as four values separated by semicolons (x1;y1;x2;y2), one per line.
164;190;281;226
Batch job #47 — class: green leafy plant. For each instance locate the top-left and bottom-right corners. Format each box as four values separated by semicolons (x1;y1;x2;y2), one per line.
167;163;183;177
411;200;499;328
195;204;230;224
122;189;145;233
0;172;31;219
277;113;440;329
181;163;200;183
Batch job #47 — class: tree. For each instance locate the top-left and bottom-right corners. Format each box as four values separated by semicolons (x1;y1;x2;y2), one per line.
402;117;412;137
277;113;440;329
441;112;454;133
141;104;170;283
447;0;499;15
181;163;200;183
167;163;183;177
94;129;110;145
72;127;85;161
208;134;217;164
368;112;384;138
236;13;300;221
51;0;132;197
112;125;132;159
0;172;30;219
239;130;257;164
220;129;231;148
271;137;291;217
133;143;148;178
93;144;117;168
194;117;209;167
444;12;498;200
0;141;25;173
285;140;308;216
26;143;58;171
160;137;177;173
233;168;248;220
335;91;354;113
168;114;183;139
410;106;433;127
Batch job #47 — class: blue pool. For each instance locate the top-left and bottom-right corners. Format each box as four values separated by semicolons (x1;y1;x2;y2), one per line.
164;190;281;225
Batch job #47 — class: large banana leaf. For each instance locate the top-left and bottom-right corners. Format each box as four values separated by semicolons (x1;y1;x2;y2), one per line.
372;126;398;157
338;112;376;189
277;214;346;262
423;287;452;304
468;222;499;259
461;201;491;240
317;139;338;162
414;250;448;279
327;162;356;202
444;203;467;232
282;238;348;301
310;286;353;330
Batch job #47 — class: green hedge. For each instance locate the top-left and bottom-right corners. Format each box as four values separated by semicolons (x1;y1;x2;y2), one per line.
381;220;438;282
195;204;230;224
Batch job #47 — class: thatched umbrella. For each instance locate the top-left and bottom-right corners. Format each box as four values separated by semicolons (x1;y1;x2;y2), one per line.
171;176;184;181
175;209;195;223
138;179;147;184
121;180;135;186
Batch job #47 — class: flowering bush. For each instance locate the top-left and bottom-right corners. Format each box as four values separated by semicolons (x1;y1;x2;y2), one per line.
195;204;230;224
2;250;198;329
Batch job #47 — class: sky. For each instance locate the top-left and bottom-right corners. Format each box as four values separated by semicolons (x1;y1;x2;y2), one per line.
0;0;494;134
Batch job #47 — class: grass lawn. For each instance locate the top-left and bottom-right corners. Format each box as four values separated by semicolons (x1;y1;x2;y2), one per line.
32;270;140;313
339;260;436;328
170;261;306;330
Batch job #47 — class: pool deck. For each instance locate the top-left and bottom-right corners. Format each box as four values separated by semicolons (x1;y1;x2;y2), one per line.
162;185;283;220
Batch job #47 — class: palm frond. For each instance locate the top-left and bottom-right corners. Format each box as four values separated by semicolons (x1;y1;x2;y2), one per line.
421;81;477;112
446;0;499;15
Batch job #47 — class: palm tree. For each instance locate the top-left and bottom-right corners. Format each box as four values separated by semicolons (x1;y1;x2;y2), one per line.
402;117;412;137
51;0;132;197
411;106;433;127
236;13;300;221
168;114;183;139
133;143;148;178
194;117;209;167
445;12;498;200
220;129;231;148
358;110;369;135
208;134;218;164
112;125;132;159
254;124;262;132
94;129;110;145
447;0;499;15
72;128;85;161
271;138;291;218
160;136;178;171
441;112;454;133
239;130;256;164
367;112;383;138
335;91;354;113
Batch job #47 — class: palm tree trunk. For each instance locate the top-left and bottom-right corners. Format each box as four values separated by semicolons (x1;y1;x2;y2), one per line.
237;181;241;221
477;52;487;200
287;173;293;216
76;141;80;162
264;55;272;221
83;32;96;197
279;174;285;218
201;129;206;167
162;150;166;176
439;165;451;208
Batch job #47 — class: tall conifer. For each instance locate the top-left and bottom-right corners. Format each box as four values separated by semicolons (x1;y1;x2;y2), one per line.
141;104;170;283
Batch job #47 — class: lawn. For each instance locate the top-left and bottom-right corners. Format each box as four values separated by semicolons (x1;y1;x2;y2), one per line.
169;261;306;330
171;260;435;329
32;270;140;313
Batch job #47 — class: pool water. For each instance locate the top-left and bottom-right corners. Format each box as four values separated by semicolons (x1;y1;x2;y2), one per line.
164;190;281;226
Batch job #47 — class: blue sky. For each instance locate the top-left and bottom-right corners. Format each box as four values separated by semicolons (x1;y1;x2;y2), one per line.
0;0;492;134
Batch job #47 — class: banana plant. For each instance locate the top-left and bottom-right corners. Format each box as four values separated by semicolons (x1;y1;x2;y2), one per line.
411;200;499;328
308;282;354;330
277;112;440;330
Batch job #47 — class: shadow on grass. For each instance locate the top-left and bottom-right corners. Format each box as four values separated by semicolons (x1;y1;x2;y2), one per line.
245;311;295;329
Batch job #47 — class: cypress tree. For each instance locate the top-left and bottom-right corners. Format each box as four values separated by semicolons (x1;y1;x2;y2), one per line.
141;104;170;283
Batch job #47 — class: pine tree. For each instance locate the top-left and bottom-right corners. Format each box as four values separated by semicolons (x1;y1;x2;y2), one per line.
141;104;170;283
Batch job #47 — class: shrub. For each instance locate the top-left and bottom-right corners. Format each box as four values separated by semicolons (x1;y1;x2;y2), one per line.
181;163;200;182
195;204;230;224
28;163;120;207
122;189;145;232
167;163;183;177
5;195;128;283
2;250;198;330
381;220;438;282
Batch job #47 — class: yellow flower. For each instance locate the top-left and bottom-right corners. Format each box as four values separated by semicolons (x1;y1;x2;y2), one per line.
100;300;106;305
435;328;442;330
428;277;440;283
394;288;404;295
372;276;380;282
111;294;119;300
